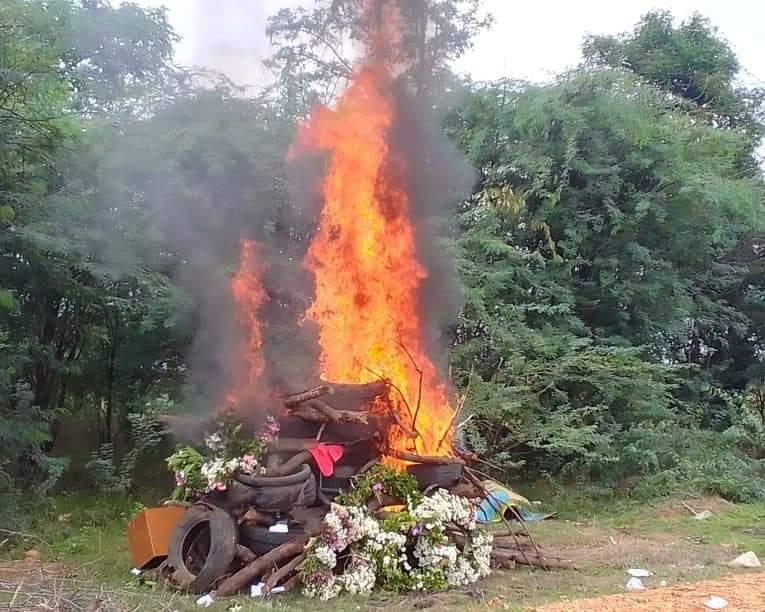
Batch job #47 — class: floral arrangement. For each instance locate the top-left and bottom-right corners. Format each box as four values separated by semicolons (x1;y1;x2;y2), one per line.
301;466;492;600
166;415;279;501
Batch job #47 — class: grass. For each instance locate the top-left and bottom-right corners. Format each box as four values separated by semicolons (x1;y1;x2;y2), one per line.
2;489;764;611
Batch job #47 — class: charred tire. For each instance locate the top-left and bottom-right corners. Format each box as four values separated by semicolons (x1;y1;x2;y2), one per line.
167;504;238;594
250;472;317;512
235;465;316;512
318;464;358;495
239;524;306;555
407;463;463;489
234;463;311;488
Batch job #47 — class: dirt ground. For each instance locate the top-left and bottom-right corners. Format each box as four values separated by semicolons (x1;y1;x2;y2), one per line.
536;572;765;612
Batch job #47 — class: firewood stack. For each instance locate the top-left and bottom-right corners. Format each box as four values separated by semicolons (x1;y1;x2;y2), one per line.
154;382;570;598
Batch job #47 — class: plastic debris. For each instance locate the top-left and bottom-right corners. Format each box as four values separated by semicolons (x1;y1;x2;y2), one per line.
693;510;714;520
728;551;761;568
196;593;215;608
269;522;289;533
704;596;729;609
251;582;286;597
130;568;142;576
625;577;647;591
627;568;653;578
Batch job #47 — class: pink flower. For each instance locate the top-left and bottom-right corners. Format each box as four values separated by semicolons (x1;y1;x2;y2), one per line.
266;416;280;434
174;471;186;486
372;482;384;494
213;481;227;492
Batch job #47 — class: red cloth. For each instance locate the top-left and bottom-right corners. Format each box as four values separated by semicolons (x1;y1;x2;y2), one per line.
308;444;345;477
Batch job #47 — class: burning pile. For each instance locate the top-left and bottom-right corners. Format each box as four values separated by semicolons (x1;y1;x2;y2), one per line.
133;0;571;601
293;62;454;463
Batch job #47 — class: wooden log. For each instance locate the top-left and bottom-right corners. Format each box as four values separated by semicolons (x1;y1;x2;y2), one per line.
283;385;332;408
492;557;516;570
282;573;302;592
264;552;306;593
325;381;388;411
272;437;359;452
386;449;465;465
288;399;375;427
236;545;257;564
491;549;574;570
215;536;308;597
443;529;538;552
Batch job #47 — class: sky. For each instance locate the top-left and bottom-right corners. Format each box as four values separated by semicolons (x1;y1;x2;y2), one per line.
134;0;765;87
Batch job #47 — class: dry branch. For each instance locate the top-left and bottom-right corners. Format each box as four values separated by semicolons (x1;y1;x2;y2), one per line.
437;366;473;452
264;552;306;593
396;338;424;432
462;467;542;569
216;536;308;597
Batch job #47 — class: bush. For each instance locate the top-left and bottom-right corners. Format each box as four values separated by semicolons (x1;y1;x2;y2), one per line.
85;412;163;494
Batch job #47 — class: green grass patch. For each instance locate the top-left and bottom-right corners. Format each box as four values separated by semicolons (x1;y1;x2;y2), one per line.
4;489;763;611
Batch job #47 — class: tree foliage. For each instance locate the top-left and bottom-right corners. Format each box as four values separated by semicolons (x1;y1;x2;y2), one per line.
583;11;765;164
1;1;764;515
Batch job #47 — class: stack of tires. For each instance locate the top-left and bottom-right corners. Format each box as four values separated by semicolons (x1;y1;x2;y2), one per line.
166;463;315;593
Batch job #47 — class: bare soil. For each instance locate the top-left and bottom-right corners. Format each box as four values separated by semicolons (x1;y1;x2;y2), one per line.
536;572;765;611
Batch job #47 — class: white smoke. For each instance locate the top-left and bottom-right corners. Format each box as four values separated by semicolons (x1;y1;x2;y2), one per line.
137;0;301;87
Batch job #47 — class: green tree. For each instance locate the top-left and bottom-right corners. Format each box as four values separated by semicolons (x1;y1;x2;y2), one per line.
447;68;765;494
0;1;179;510
265;0;491;115
583;11;764;166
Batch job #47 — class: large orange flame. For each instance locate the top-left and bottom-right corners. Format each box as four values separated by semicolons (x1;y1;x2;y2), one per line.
292;63;454;461
225;239;268;412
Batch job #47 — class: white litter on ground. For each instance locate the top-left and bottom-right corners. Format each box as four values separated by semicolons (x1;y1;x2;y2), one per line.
728;551;761;568
196;593;215;607
703;595;729;609
625;577;647;591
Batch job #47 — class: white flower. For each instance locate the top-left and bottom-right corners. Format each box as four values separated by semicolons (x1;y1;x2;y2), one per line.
314;544;337;569
339;561;376;596
412;489;477;532
204;432;225;452
303;574;342;601
446;556;479;586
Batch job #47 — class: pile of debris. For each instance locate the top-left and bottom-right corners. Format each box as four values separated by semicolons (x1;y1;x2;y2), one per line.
138;381;570;600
